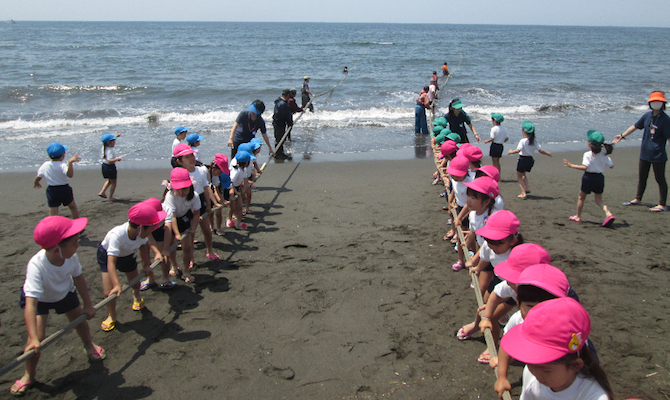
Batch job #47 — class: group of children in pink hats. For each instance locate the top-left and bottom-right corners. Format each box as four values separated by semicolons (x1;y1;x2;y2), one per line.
431;116;620;399
13;127;268;395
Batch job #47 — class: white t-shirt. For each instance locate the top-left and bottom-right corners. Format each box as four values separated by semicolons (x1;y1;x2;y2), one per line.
503;310;524;335
244;164;254;179
493;280;518;303
490;125;508;144
172;138;185;154
37;161;69;186
493;196;504;214
230;165;246;187
451;175;473;207
100;222;149;257
102;147;116;165
469;210;490;247
583;151;613;174
191;146;200;162
521;366;608;400
189;166;210;195
211;175;220;187
479;242;511;268
517;138;542;157
163;190;201;223
23;250;81;303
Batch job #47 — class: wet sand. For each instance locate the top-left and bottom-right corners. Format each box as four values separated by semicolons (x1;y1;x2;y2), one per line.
0;146;668;399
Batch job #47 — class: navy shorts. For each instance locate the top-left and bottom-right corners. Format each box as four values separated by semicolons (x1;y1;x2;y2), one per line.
222;188;231;201
581;172;605;194
176;210;194;234
199;193;208;214
102;163;117;180
152;224;166;242
20;288;80;315
489;143;504;158
97;244;138;273
455;205;470;230
516;156;535;173
46;185;74;208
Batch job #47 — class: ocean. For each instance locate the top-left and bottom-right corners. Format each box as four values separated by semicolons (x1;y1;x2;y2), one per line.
0;21;668;172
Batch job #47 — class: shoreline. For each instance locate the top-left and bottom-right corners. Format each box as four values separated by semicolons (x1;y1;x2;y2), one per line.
0;146;668;399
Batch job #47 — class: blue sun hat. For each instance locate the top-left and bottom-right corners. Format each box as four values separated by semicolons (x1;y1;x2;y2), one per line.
101;133;116;143
186;133;203;145
248;104;261;115
235;150;253;163
47;142;68;157
250;137;263;148
237;143;257;159
174;126;189;135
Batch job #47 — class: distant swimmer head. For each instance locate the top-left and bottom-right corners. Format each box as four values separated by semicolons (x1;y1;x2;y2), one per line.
290;88;297;97
304;76;310;81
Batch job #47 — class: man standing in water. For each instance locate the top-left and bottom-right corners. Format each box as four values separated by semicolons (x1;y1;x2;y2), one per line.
273;90;293;160
302;76;314;112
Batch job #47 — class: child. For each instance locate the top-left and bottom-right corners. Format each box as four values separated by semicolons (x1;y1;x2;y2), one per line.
12;216;105;395
476;244;552;364
452;176;499;272
34;142;81;218
171;126;188;167
564;130;615;227
484;113;508;173
444;156;473;242
238;142;261;214
163;167;200;282
98;202;166;332
461;145;483;177
173;144;220;262
186;133;204;166
228;151;253;230
458;211;522;343
139;198;176;290
501;297;613;399
98;133;122;201
437;140;458;182
508;121;553;199
475;165;504;213
209;154;231;236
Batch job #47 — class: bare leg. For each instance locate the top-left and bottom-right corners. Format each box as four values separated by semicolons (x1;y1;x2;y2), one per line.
101;272;117;324
492;157;501;173
576;191;587;220
199;218;215;255
107;179;117;200
125;269;141;303
49;206;59;216
516;172;527;198
65;307;104;358
594;193;613;218
12;314;48;394
67;200;80;218
99;180;110;196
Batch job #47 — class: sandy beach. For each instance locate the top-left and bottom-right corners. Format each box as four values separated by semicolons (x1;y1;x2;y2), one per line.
0;145;669;399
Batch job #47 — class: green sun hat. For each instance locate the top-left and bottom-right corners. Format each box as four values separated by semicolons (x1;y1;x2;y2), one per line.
451;100;464;109
587;130;604;145
491;113;504;123
432;125;444;135
446;132;461;142
435;132;448;145
433;117;447;127
522;121;535;134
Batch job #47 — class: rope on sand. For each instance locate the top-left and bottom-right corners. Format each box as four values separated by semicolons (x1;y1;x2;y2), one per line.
432;155;512;400
0;204;229;378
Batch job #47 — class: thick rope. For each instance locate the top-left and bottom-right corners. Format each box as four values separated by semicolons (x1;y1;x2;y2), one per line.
433;154;512;400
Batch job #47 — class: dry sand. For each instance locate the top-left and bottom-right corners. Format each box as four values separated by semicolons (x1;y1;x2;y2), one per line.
0;146;669;399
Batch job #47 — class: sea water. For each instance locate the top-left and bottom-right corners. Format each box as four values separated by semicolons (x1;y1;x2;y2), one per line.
0;22;668;171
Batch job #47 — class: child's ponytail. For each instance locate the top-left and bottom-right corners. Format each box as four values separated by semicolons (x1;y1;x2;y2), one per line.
603;143;613;155
527;131;536;146
579;345;614;400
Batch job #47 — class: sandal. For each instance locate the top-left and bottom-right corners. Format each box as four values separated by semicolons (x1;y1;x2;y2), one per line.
649;205;669;212
83;346;106;361
456;325;474;340
452;261;464;271
602;216;615;228
188;261;195;270
159;281;177;290
569;215;583;223
132;299;145;311
206;253;221;261
234;223;247;230
10;380;33;395
182;275;196;283
140;281;156;291
98;193;107;199
622;200;641;206
477;350;491;364
101;319;116;332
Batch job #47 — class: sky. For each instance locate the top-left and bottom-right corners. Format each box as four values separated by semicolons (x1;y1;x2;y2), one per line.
2;0;669;28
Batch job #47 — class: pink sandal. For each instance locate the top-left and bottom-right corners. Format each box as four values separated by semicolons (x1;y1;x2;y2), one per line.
452;261;464;271
569;215;583;223
206;253;221;261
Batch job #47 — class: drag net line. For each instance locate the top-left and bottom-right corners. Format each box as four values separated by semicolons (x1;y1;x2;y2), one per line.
432;153;513;400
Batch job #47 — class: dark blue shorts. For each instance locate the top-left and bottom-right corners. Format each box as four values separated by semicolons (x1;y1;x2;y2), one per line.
46;185;74;208
97;244;138;273
102;163;117;180
516;156;535;173
176;210;194;234
152;224;166;242
20;288;80;315
581;172;605;195
489;143;503;158
199;193;207;214
455;205;470;230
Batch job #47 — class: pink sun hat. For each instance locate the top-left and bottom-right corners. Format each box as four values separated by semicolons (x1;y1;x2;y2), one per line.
456;142;472;156
463;176;499;199
170;167;194;190
518;264;570;298
447;156;470;177
462;146;483;162
33;216;88;249
475;210;520;241
439;141;458;159
128;202;167;226
142;197;163;212
501;297;591;364
494;244;551;284
173;143;195;158
477;165;501;182
214;153;230;175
